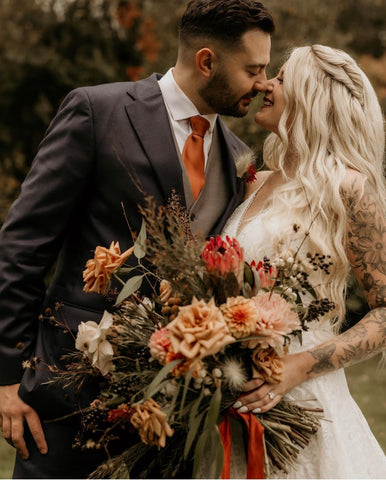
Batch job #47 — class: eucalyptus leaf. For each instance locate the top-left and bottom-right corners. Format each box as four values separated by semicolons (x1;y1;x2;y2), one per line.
117;266;138;274
115;275;144;305
192;425;224;479
204;385;222;433
212;426;225;479
192;427;210;478
179;369;194;418
166;381;181;419
201;427;224;479
184;390;205;459
134;219;147;259
192;386;222;478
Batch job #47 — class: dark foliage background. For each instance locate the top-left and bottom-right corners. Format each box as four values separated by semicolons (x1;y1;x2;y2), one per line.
0;0;385;222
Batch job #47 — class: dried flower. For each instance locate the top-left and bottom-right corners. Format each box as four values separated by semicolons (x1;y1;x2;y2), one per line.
251;346;284;384
75;310;115;375
107;403;133;423
202;235;244;284
83;241;134;295
159;279;172;304
149;327;172;363
167;297;235;368
220;296;260;339
248;292;301;355
130;399;174;449
235;151;256;180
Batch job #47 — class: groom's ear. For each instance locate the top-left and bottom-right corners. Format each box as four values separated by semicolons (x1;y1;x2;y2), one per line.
195;48;215;78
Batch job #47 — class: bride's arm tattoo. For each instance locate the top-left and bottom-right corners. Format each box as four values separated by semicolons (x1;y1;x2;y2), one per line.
305;178;385;378
306;307;385;376
344;179;386;307
307;344;336;375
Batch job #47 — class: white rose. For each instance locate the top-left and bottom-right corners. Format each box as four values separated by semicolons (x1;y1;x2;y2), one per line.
75;311;114;375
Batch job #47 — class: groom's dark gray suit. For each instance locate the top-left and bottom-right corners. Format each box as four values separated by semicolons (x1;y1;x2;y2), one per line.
0;73;248;477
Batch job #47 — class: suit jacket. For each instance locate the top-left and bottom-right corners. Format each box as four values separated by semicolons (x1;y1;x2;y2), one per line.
0;73;247;417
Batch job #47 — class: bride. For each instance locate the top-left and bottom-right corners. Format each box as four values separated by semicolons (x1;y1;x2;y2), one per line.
223;44;386;478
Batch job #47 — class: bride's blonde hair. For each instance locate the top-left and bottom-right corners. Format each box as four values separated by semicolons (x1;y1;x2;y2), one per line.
263;44;385;329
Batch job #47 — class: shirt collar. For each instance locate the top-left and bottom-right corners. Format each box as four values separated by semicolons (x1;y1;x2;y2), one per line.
158;68;217;131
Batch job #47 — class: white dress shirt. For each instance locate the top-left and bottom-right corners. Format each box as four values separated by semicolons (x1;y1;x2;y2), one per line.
158;68;217;167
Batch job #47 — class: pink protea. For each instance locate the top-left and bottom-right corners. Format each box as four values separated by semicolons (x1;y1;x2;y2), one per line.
202;235;244;283
248;291;301;355
149;327;172;364
251;260;278;289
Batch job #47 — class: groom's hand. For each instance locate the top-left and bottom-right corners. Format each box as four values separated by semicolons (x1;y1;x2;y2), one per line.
0;383;48;459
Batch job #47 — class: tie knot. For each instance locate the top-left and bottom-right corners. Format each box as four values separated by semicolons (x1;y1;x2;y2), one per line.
189;115;210;138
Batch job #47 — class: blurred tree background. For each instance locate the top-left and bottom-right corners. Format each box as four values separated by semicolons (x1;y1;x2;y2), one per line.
0;0;385;223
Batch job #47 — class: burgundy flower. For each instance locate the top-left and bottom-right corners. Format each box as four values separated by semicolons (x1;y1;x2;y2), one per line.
106;403;133;423
244;164;257;184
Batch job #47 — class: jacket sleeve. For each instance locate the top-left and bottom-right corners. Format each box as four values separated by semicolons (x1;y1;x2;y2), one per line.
0;87;95;384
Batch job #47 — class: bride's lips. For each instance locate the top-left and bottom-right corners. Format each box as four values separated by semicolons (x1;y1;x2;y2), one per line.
261;96;273;108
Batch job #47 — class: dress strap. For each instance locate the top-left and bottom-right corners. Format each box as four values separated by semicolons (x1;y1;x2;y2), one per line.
236;172;274;236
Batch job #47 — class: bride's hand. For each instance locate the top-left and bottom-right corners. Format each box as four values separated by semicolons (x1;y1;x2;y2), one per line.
233;352;309;414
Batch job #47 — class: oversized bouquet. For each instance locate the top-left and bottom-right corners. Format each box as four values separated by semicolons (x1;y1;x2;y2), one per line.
52;195;334;479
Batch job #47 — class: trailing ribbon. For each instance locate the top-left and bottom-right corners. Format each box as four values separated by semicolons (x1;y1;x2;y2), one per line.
219;407;265;479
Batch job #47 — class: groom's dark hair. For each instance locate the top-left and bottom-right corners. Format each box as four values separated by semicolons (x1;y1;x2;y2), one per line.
179;0;274;51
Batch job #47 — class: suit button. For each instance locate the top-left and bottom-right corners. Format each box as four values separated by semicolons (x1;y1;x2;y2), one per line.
190;213;196;221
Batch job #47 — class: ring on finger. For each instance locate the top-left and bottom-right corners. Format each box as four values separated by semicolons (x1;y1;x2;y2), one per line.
268;392;275;400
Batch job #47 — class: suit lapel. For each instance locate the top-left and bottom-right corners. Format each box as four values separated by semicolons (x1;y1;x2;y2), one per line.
124;75;245;233
124;74;186;205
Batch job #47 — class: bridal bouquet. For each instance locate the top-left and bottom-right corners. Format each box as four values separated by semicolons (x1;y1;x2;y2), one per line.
51;195;334;479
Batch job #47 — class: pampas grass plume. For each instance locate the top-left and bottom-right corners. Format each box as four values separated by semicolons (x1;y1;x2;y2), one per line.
222;358;248;392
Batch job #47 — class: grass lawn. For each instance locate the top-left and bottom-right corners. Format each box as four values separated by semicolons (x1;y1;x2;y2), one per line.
0;356;384;478
0;438;14;480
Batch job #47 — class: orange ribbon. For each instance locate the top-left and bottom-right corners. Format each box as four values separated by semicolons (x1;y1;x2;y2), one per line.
219;408;265;479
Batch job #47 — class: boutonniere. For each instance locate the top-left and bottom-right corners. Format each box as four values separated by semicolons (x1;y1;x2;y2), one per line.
235;151;257;184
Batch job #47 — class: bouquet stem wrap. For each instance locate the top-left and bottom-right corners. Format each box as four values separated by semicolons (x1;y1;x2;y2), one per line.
219;408;265;479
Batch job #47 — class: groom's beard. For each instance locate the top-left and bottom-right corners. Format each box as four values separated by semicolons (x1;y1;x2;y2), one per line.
199;70;257;117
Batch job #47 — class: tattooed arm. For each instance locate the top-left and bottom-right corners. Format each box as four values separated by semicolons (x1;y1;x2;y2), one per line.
307;172;385;376
236;171;385;413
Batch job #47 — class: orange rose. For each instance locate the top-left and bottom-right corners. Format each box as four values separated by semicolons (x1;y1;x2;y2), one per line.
130;399;173;449
167;297;235;368
251;347;284;384
83;241;134;295
220;296;260;339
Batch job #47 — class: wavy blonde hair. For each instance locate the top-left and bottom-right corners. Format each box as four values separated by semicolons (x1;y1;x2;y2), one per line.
263;44;385;329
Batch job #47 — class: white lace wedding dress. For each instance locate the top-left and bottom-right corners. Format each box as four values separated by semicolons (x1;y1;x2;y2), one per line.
221;190;386;479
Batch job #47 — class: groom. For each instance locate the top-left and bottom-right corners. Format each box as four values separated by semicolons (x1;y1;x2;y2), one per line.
0;0;273;477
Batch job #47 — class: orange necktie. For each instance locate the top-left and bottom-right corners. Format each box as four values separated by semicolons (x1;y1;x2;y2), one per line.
182;115;210;200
